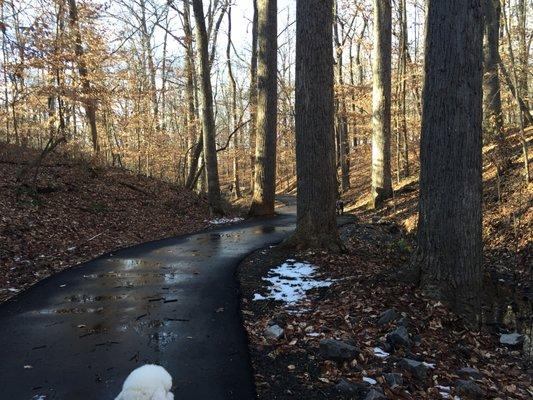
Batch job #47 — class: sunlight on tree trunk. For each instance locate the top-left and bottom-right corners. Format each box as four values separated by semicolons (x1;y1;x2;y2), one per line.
249;0;277;217
286;0;342;252
371;0;393;208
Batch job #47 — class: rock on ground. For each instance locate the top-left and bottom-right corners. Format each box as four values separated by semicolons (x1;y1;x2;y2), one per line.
319;339;360;361
398;358;428;380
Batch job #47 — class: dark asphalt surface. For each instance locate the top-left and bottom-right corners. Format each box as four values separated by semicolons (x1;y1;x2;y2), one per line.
0;199;298;400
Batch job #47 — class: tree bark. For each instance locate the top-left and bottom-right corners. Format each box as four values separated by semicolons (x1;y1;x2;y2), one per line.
413;0;484;324
371;0;393;208
192;0;223;213
287;0;342;251
249;0;277;216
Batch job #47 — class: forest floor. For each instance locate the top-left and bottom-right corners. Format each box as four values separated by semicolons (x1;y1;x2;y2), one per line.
238;131;532;399
0;143;213;303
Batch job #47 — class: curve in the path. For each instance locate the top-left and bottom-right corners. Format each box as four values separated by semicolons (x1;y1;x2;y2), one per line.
0;203;296;400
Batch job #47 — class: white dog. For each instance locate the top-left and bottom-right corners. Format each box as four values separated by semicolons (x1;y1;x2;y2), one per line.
115;364;174;400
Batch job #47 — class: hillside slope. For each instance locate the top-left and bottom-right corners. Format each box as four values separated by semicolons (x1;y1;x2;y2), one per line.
0;143;210;302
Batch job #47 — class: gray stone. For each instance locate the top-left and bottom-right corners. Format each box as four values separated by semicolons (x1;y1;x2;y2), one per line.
365;388;387;400
383;372;403;388
455;380;485;399
397;317;409;327
264;324;284;340
319;339;360;361
334;378;370;397
457;367;482;379
377;309;398;326
500;333;524;347
398;358;428;380
387;326;412;348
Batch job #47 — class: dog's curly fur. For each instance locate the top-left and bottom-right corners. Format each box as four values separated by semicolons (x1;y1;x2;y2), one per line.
115;364;174;400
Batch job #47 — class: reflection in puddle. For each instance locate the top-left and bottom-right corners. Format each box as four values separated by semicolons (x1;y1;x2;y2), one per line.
122;259;142;270
36;307;104;315
252;226;277;234
65;294;125;303
149;331;179;349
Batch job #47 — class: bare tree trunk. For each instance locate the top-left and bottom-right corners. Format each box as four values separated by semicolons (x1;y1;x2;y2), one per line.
139;0;159;132
67;0;98;153
226;6;241;198
482;0;511;169
183;0;202;189
483;0;504;135
371;0;393;208
249;0;277;216
287;0;342;251
501;1;530;183
192;0;223;213
516;0;528;109
249;0;259;194
498;59;533;126
355;18;367;86
1;3;11;144
413;0;484;325
398;0;409;179
333;1;350;193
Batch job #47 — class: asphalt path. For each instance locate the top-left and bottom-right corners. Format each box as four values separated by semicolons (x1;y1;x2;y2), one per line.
0;200;298;400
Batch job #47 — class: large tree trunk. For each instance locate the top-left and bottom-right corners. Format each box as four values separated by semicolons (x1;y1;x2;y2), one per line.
413;0;484;324
249;0;258;194
249;0;277;216
67;0;99;153
287;0;342;251
192;0;222;213
371;0;393;208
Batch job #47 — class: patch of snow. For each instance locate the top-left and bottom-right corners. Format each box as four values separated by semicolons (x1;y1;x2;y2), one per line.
306;332;321;337
252;260;333;305
423;362;435;369
207;217;244;225
437;385;451;398
32;396;46;400
363;377;377;385
8;288;19;292
373;347;390;358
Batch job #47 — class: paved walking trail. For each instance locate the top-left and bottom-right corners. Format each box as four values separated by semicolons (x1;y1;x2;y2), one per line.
0;200;297;400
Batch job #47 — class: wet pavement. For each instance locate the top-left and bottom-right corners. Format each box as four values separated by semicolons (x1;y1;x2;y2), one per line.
0;201;297;400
